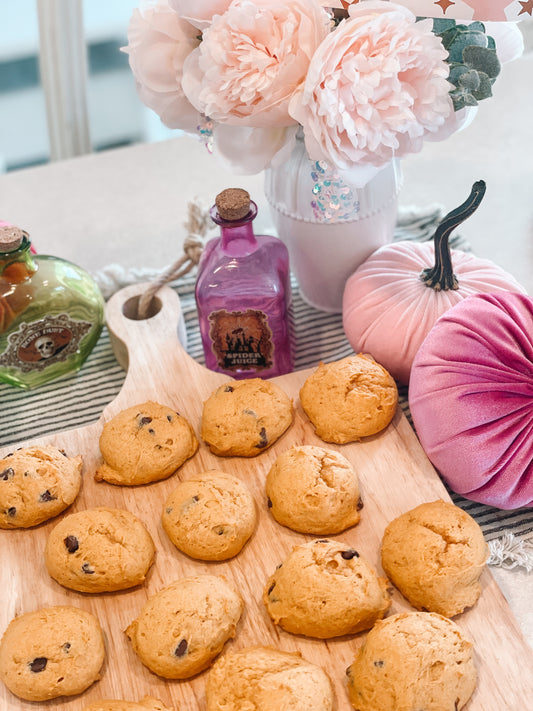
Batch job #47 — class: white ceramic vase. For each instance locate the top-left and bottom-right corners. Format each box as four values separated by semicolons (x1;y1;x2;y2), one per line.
264;132;402;313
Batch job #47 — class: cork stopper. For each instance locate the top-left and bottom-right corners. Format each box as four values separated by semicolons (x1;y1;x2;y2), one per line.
215;188;251;221
0;224;25;252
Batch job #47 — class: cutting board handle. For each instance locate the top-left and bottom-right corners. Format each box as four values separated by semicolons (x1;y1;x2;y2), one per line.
103;282;222;417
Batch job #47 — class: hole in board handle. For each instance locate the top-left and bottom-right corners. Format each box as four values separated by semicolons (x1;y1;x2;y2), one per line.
122;295;163;321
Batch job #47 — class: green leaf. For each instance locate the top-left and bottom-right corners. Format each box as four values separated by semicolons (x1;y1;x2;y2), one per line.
448;64;468;84
450;86;480;111
437;27;460;51
458;70;481;92
433;18;457;34
472;73;494;100
465;21;486;32
462;46;501;79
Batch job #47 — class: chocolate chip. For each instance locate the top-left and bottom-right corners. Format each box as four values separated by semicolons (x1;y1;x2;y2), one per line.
255;427;268;449
341;549;359;560
39;490;56;502
357;497;364;511
374;660;385;667
174;639;188;657
224;385;234;392
267;498;272;508
213;526;226;536
165;507;173;515
138;416;152;427
268;582;276;595
64;535;79;553
4;452;13;458
63;643;71;653
60;450;68;457
317;539;329;543
167;414;173;422
29;657;47;673
0;468;14;480
192;495;199;502
148;428;155;435
81;562;95;574
6;507;16;517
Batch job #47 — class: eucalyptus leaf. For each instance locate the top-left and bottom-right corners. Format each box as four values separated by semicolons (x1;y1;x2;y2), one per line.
448;31;490;63
432;18;457;34
451;90;479;110
473;73;494;100
432;19;500;111
464;21;486;32
462;46;501;79
448;64;470;83
438;27;460;51
458;70;481;92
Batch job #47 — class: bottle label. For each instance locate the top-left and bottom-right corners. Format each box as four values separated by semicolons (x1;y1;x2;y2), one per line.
0;314;91;373
208;309;274;372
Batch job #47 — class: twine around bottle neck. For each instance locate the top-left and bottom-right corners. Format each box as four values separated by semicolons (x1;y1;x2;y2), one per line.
136;199;211;319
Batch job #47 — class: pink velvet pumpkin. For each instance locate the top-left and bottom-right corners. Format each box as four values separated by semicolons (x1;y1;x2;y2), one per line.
409;291;533;510
343;181;526;384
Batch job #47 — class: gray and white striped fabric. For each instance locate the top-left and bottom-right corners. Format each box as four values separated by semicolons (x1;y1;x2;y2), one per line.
1;205;532;567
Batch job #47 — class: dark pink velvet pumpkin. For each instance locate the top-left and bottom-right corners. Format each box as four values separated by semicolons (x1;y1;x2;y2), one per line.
409;291;533;509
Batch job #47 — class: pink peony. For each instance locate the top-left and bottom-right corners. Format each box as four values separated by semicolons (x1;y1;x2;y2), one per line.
289;1;453;168
124;0;202;132
168;0;233;29
182;0;331;128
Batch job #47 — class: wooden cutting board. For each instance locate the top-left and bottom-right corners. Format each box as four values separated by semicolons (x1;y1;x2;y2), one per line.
1;282;531;711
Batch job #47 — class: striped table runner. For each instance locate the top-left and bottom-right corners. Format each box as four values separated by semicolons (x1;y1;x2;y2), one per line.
1;205;532;569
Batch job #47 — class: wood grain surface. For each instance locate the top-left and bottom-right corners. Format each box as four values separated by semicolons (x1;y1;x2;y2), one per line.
1;282;531;710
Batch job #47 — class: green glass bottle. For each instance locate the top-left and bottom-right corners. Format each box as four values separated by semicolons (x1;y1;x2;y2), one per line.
0;222;104;389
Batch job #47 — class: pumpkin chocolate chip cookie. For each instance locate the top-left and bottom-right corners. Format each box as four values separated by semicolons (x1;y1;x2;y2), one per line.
95;401;198;485
162;470;256;561
44;507;156;593
206;646;335;711
346;611;477;711
0;444;82;529
299;354;398;443
381;499;489;617
266;445;362;534
263;538;391;639
201;378;293;457
125;574;243;679
0;605;105;702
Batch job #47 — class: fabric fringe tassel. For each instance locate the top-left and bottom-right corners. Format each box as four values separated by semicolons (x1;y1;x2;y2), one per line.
488;533;533;572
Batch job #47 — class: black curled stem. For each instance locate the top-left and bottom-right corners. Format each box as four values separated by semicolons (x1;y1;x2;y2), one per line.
420;180;486;291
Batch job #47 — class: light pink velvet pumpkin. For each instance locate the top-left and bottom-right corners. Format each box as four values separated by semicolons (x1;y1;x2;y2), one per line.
409;291;533;509
343;181;526;384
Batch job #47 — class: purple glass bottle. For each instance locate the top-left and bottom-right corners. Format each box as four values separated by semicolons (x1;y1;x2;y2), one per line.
195;188;294;379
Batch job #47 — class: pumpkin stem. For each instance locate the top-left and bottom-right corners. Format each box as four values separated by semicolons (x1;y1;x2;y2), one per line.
421;180;486;291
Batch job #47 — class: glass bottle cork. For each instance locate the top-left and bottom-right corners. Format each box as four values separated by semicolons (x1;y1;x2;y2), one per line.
0;221;105;389
195;188;294;379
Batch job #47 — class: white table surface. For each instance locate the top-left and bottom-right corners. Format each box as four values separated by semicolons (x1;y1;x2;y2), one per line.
0;53;532;652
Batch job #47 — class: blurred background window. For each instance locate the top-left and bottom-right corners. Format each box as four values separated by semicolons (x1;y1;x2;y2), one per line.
0;0;176;173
